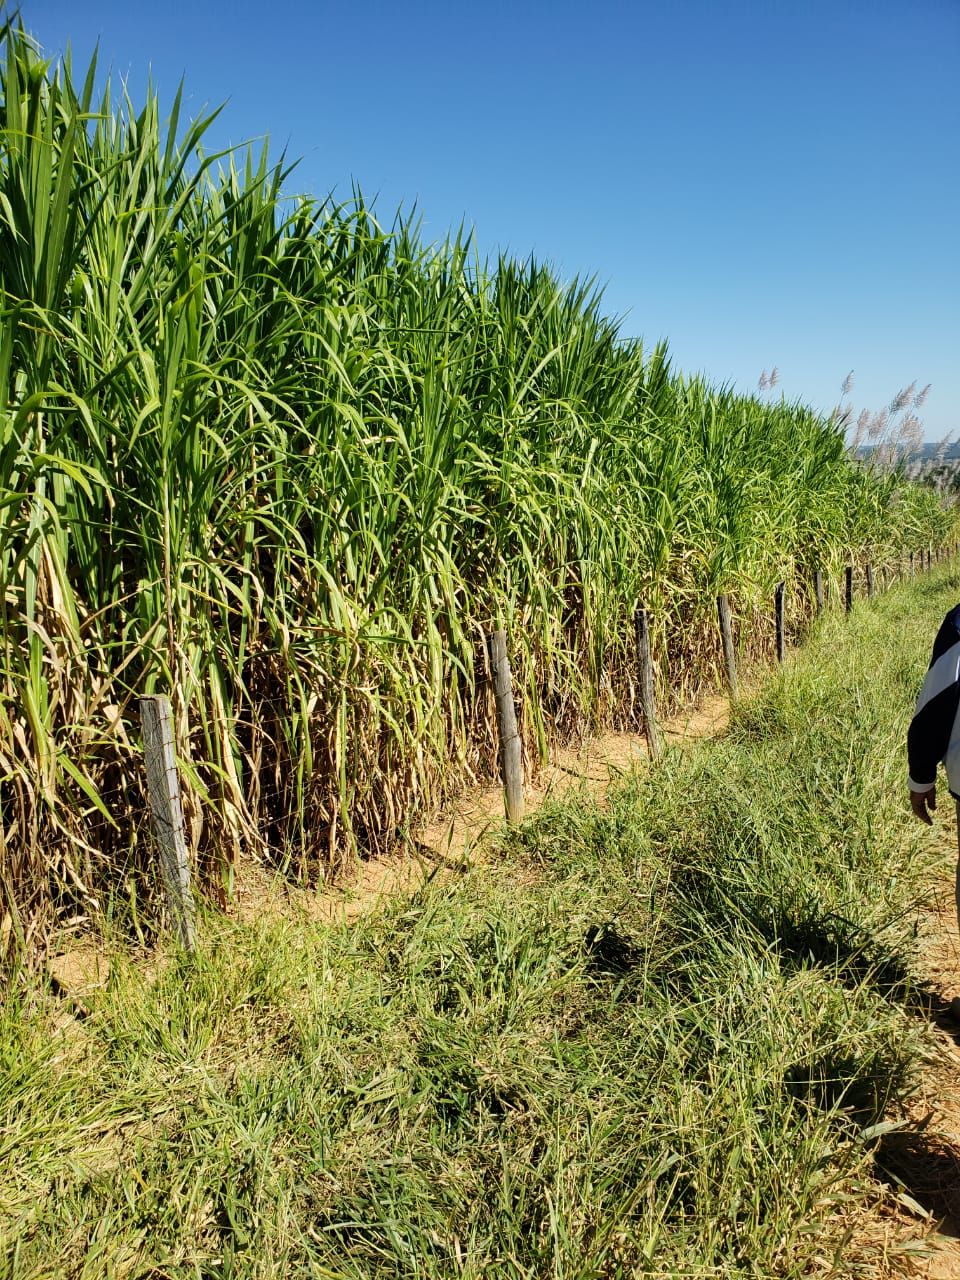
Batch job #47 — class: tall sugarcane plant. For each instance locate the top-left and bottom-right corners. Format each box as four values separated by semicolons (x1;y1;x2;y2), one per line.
0;19;954;947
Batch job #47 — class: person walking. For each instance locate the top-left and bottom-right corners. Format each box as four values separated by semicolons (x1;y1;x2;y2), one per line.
908;604;960;956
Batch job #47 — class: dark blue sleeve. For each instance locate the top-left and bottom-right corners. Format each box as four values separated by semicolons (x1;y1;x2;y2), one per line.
908;607;960;788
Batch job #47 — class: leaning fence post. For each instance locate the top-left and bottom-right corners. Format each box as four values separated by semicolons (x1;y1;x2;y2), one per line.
813;569;824;616
775;581;785;663
486;629;524;823
633;607;662;761
845;566;854;613
717;594;739;699
140;694;196;950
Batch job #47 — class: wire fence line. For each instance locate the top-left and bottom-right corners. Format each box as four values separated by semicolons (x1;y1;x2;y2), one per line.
101;545;950;946
4;542;955;962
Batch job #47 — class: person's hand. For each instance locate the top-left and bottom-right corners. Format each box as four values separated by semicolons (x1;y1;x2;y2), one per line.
910;786;936;825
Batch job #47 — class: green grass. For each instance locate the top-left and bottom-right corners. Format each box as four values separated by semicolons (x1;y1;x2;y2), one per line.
1;569;955;1277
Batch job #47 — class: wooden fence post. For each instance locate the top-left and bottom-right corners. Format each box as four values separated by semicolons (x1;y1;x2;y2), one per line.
813;569;824;616
633;607;662;761
775;581;785;664
717;594;739;699
487;630;524;823
140;695;196;950
865;564;874;598
845;566;854;613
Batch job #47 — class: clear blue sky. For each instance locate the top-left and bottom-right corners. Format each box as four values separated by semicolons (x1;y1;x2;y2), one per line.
15;0;960;438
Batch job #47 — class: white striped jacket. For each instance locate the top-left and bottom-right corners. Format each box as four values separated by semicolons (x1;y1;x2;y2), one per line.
908;604;960;797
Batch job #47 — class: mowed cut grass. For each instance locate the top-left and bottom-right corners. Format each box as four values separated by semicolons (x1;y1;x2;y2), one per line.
1;571;953;1278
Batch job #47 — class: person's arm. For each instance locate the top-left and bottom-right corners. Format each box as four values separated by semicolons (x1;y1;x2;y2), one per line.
908;606;960;823
910;785;936;825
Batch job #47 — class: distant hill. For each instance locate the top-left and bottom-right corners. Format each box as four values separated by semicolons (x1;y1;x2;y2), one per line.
857;441;960;463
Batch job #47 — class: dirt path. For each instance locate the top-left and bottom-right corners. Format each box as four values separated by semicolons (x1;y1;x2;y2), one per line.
889;842;960;1279
230;694;731;923
50;697;730;985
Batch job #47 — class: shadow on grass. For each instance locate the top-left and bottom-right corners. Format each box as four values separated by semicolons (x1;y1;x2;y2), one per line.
580;902;921;990
582;889;946;1020
583;921;645;975
673;868;937;1013
875;1127;960;1237
770;910;930;1006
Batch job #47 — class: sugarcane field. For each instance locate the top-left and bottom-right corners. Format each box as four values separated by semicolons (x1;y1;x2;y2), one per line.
3;7;960;1277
